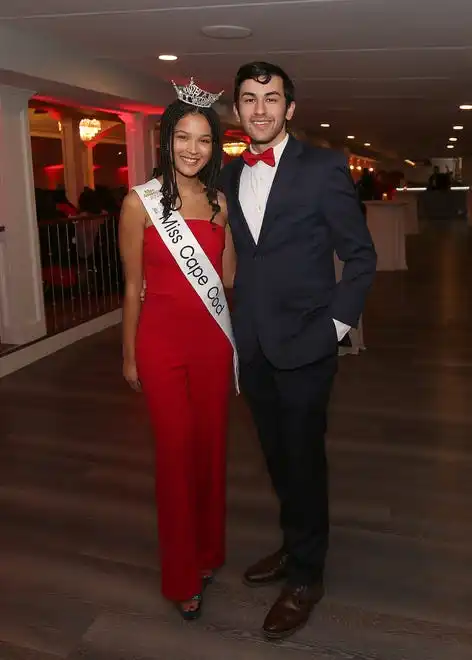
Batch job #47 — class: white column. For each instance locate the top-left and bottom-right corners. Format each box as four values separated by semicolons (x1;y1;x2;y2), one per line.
82;144;95;189
120;113;155;187
0;85;46;345
61;117;87;206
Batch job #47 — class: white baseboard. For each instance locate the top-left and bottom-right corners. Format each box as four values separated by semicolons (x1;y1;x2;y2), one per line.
0;309;122;378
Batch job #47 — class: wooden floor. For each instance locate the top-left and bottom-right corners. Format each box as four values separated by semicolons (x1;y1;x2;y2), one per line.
1;219;472;659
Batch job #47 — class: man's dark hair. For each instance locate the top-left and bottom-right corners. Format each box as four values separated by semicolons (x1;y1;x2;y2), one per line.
234;61;295;107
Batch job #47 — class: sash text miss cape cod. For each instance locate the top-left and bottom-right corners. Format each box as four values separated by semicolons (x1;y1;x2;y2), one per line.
133;179;239;392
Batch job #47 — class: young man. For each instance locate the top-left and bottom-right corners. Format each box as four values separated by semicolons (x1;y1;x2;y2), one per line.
219;62;377;639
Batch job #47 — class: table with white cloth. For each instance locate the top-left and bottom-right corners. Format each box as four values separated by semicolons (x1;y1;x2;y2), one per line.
334;253;365;355
365;201;408;271
392;194;419;235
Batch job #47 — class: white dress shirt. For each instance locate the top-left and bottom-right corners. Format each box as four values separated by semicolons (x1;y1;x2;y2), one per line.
238;135;350;342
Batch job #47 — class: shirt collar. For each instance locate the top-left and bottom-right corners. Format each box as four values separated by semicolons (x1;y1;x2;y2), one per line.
249;133;289;165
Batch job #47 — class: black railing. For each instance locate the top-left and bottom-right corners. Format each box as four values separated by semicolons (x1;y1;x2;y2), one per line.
37;213;122;334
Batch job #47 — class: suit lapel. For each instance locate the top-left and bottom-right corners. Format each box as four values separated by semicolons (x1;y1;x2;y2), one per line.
227;157;256;248
257;135;303;246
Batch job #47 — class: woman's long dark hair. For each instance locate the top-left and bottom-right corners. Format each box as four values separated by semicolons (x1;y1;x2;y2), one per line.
153;100;222;220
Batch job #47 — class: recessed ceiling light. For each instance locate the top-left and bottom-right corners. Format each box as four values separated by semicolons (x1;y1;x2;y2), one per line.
447;144;454;148
159;54;178;61
453;125;464;130
347;135;355;139
320;123;330;128
459;104;472;110
201;25;252;39
364;142;371;147
449;137;458;142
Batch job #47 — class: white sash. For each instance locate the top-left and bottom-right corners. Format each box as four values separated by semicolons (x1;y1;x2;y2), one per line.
133;179;239;393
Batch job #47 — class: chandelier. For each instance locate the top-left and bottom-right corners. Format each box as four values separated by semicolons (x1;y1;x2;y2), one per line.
79;118;102;142
223;141;247;157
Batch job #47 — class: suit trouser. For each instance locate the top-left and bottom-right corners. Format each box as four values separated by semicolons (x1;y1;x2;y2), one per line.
240;345;337;586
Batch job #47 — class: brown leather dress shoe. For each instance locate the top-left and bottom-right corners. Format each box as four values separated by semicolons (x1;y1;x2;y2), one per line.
262;583;324;639
243;549;289;587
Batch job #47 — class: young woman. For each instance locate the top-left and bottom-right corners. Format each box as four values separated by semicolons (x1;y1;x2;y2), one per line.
119;83;236;619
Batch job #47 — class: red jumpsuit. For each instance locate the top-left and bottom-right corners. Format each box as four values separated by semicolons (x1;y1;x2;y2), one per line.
136;220;232;601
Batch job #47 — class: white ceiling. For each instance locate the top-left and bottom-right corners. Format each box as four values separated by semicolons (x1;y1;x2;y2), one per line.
2;0;472;159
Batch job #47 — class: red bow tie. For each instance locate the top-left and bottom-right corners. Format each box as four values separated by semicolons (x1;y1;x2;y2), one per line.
242;147;275;167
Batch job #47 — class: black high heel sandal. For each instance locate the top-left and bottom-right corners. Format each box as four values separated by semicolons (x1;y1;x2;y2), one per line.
176;593;202;621
202;573;214;589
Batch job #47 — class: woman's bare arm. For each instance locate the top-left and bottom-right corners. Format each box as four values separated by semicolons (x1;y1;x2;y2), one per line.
119;191;145;389
222;224;237;289
218;192;237;289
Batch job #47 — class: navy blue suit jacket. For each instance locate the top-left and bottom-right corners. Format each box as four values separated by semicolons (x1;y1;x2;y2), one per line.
219;136;377;368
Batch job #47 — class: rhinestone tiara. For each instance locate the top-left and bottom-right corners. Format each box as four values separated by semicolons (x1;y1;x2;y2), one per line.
172;77;224;108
